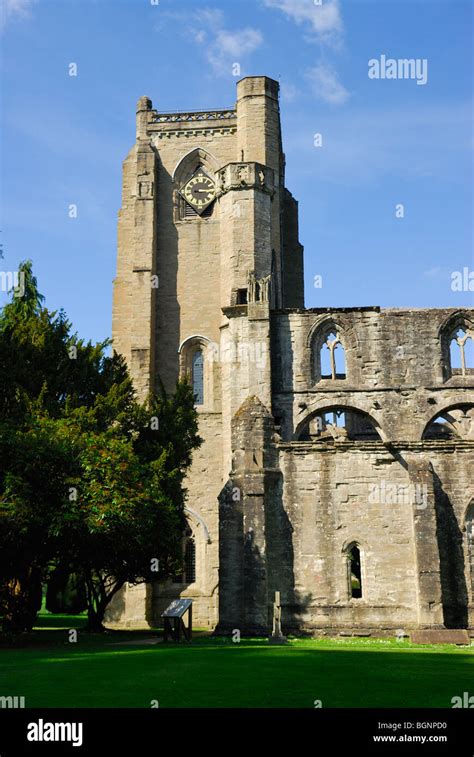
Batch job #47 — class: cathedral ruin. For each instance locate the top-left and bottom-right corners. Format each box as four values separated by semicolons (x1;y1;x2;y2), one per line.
108;76;474;636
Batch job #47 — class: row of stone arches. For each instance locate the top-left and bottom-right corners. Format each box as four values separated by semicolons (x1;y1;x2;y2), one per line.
295;401;474;442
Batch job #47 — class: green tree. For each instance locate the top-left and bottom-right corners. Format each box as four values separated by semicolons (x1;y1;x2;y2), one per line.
0;261;201;632
0;417;77;631
58;381;200;631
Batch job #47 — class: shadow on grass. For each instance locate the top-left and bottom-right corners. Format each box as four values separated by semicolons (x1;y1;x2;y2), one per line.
1;629;472;708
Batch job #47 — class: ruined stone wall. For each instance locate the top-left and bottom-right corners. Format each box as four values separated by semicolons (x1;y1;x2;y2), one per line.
272;307;474;443
109;77;473;636
265;306;474;633
271;441;473;633
217;305;473;635
425;448;474;628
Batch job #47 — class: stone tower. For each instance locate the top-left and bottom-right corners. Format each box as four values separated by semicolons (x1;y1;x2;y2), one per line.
109;76;304;628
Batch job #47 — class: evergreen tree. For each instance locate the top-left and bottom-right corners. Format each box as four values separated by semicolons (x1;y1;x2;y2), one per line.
0;261;201;632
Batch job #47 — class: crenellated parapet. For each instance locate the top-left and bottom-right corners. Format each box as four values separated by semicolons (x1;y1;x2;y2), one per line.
136;97;237;140
151;109;236;124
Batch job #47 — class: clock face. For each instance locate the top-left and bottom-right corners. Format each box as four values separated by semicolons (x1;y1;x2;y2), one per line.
180;171;216;214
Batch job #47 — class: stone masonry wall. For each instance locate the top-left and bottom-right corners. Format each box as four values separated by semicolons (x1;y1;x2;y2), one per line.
264;306;474;633
271;441;473;633
111;76;472;636
110;77;304;629
272;307;474;443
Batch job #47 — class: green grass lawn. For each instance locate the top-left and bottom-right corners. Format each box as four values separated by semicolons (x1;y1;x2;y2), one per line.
1;613;473;708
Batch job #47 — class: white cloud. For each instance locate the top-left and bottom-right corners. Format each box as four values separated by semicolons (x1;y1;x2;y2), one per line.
191;9;263;76
306;63;349;105
164;7;263;76
194;29;206;44
1;0;36;32
207;28;263;75
195;8;225;33
263;1;347;104
263;0;343;46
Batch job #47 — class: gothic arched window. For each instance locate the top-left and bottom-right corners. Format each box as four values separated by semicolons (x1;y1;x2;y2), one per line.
312;324;347;382
450;328;474;376
179;335;214;410
345;543;363;599
173;527;196;584
440;316;474;380
192;350;204;405
321;331;346;379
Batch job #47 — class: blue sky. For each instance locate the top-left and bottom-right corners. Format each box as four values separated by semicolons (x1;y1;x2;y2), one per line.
1;0;473;345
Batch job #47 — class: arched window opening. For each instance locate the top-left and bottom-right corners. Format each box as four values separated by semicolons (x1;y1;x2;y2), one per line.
347;545;362;599
466;504;474;597
297;407;381;442
424;416;456;440
450;329;474;376
192;350;204;405
173;526;196;584
441;317;474;380
184;537;196;584
423;404;474;441
320;331;346;380
179;335;214;410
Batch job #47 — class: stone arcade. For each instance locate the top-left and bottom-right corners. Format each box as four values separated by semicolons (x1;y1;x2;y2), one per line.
107;76;474;636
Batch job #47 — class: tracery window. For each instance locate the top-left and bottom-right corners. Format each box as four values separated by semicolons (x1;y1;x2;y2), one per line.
450;328;474;376
321;331;346;379
441;316;474;380
312;324;347;382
